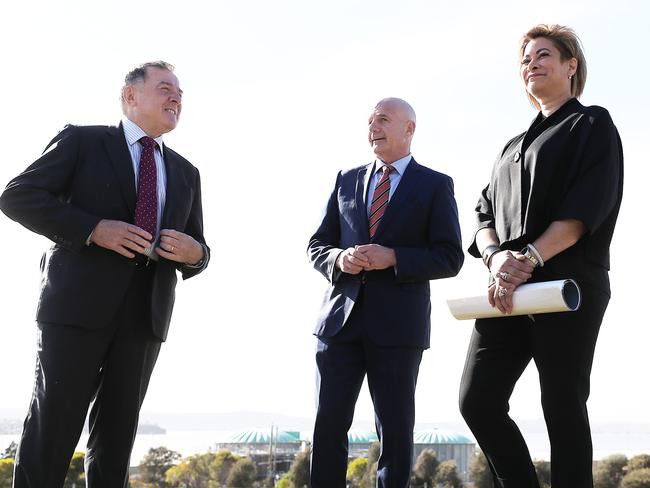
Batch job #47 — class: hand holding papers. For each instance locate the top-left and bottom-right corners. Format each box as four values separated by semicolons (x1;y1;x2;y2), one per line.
447;279;581;320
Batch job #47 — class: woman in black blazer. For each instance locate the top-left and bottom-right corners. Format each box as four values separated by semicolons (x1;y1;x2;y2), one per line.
459;24;623;488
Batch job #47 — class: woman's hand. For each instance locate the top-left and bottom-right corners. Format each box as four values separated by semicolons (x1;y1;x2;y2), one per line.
487;250;535;314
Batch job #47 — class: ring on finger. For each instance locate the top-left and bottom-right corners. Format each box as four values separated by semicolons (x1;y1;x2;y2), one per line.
498;271;509;281
498;286;507;297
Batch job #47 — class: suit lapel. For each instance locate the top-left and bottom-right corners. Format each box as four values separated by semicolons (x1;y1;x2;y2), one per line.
372;157;419;240
161;146;177;228
104;123;137;215
161;146;192;229
355;163;374;240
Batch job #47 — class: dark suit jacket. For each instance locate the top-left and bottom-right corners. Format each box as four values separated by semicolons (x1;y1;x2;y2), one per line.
0;123;209;341
467;98;623;294
308;158;463;348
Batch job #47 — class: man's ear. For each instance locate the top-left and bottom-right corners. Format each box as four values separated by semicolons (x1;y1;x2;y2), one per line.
406;120;416;136
122;85;136;106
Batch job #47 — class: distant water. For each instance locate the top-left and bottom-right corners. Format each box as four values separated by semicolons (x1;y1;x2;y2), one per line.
2;426;650;465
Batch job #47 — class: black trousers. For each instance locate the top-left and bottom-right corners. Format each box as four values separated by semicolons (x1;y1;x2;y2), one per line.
13;266;162;488
459;283;609;488
311;291;423;488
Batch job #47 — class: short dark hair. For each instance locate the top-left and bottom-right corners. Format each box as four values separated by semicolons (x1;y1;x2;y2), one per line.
519;25;587;110
124;61;175;86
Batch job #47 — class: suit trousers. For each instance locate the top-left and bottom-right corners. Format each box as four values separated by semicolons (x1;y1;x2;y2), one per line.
311;287;423;488
459;282;609;488
13;264;162;488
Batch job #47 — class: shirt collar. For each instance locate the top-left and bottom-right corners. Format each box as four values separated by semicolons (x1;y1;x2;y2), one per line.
122;118;165;149
374;154;412;176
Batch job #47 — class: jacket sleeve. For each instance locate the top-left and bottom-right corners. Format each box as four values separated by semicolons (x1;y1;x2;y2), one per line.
307;172;344;284
0;125;102;253
393;175;464;282
553;109;623;234
180;168;210;279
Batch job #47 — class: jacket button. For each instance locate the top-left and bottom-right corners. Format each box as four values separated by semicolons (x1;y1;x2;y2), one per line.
514;152;521;162
361;275;366;284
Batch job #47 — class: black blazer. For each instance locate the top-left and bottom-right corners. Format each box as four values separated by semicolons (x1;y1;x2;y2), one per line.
308;158;464;348
468;98;623;293
0;123;209;340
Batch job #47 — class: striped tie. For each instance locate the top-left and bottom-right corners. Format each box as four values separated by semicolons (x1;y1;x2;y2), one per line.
368;165;393;238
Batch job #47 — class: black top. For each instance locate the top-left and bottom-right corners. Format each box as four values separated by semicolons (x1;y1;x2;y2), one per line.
468;98;624;293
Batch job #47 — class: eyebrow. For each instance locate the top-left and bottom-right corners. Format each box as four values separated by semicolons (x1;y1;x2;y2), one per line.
522;47;552;59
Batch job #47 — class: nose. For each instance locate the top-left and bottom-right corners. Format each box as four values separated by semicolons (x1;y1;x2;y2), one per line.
169;89;182;104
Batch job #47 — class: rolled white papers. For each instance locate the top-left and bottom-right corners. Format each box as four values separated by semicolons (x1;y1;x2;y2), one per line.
446;279;581;320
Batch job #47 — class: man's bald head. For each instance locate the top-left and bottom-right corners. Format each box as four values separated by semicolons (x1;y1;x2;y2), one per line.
375;98;417;125
368;98;416;164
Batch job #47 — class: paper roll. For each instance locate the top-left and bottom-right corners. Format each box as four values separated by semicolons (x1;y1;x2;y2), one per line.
446;279;581;320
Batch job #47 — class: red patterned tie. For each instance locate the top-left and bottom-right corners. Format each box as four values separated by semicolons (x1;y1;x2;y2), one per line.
368;165;393;238
134;136;158;238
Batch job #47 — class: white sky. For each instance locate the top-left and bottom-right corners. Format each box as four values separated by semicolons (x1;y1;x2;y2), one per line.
0;0;647;430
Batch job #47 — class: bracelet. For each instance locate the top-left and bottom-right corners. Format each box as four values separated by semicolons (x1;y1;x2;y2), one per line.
521;244;544;268
527;243;544;267
481;245;501;269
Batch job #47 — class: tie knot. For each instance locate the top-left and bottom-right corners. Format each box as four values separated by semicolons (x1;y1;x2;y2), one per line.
382;165;393;176
139;136;156;149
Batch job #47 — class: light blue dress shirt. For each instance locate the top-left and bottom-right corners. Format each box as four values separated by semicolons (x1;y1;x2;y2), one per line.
366;154;412;216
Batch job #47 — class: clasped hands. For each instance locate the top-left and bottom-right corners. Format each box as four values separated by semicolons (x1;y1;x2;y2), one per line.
90;219;203;265
336;244;396;274
487;250;535;314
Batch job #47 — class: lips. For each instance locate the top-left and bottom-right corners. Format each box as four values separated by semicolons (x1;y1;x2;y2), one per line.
527;73;544;83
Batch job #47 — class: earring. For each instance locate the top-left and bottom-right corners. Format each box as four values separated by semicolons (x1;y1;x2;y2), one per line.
568;74;573;80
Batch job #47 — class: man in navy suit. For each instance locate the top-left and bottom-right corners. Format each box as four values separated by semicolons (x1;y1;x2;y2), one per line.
308;98;463;487
0;61;209;487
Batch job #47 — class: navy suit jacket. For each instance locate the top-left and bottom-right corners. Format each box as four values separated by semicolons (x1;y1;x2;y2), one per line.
308;158;463;348
0;124;209;341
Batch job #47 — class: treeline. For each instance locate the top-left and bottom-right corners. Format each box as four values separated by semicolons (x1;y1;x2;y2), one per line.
469;452;650;488
2;440;650;487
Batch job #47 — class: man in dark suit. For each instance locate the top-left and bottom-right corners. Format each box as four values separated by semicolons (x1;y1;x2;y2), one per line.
0;61;209;487
308;98;463;487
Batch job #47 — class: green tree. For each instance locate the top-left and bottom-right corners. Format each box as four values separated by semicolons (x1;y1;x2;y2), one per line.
212;450;239;485
347;457;368;488
64;452;85;488
361;442;380;488
367;442;380;465
288;451;310;488
259;475;276;487
0;459;14;488
594;454;628;488
620;468;650;488
166;452;219;488
434;459;463;488
275;475;292;488
468;451;493;488
1;442;17;460
626;455;650;473
139;446;181;487
533;459;551;488
226;457;256;488
411;449;439;487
